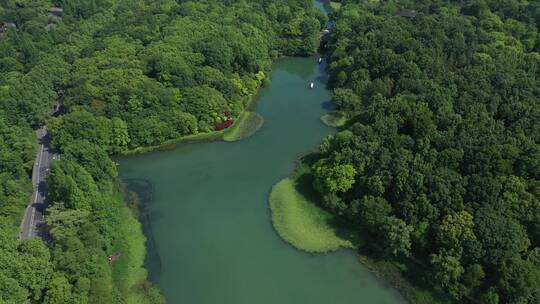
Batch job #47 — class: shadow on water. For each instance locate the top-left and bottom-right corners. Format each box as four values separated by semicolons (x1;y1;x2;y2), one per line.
292;154;367;262
277;58;315;78
321;101;336;111
291;156;437;303
122;178;162;283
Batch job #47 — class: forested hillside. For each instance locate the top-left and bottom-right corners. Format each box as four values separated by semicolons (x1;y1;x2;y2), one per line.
48;0;325;149
313;0;540;302
0;0;323;302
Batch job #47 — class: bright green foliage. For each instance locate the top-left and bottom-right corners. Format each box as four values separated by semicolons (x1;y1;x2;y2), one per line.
48;110;117;152
49;0;322;150
110;118;131;151
314;161;357;193
0;0;323;302
0;272;28;304
269;178;353;253
45;274;73;304
0;118;52;303
437;211;476;252
181;86;229;132
45;156;164;303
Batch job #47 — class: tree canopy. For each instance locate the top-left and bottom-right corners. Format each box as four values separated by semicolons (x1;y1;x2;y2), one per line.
0;0;323;302
313;0;540;302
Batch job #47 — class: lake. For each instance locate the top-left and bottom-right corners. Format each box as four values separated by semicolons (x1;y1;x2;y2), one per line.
119;4;404;301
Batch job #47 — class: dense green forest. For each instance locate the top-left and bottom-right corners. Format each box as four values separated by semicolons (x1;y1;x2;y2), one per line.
312;0;540;302
48;0;325;149
0;0;323;302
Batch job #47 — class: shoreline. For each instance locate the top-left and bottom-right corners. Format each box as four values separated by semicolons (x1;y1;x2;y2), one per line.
117;77;267;156
268;156;451;303
116;55;324;157
114;181;165;303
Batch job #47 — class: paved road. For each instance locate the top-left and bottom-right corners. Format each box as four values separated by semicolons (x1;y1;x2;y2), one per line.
19;125;59;239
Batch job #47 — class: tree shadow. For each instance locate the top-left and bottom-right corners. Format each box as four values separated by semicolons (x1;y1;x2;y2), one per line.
291;155;365;248
277;57;316;79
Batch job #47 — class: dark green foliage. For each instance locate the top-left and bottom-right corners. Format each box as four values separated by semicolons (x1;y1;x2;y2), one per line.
313;0;540;302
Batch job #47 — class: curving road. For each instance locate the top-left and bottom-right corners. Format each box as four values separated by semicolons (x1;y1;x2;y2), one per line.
20;118;60;239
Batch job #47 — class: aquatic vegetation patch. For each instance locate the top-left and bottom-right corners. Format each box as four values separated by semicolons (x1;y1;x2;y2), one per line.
223;111;264;142
320;112;347;127
269;177;353;253
112;195;164;304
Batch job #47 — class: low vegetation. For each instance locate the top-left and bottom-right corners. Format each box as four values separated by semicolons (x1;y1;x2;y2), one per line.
223;112;265;142
269;167;353;253
112;206;163;304
320;112;346;127
120;129;226;156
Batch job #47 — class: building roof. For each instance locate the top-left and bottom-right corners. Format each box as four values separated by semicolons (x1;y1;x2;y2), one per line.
396;9;417;18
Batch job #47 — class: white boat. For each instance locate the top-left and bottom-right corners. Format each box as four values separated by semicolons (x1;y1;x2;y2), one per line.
318;57;322;64
310;82;314;89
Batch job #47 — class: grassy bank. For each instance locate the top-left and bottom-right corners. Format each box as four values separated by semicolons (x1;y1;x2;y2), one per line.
269;156;452;303
120;110;265;155
269;171;353;252
320;112;347;127
119;130;226;156
119;80;267;156
269;176;452;303
223;112;264;142
112;191;165;304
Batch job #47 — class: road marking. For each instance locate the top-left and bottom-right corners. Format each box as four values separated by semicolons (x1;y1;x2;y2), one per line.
27;129;45;238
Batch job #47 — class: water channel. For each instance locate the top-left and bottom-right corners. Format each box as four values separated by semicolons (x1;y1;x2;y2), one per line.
118;2;405;303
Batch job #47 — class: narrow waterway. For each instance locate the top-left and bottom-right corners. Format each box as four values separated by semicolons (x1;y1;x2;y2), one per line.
119;3;404;302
